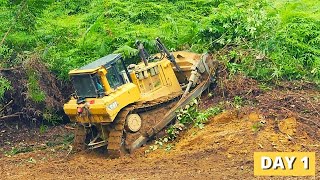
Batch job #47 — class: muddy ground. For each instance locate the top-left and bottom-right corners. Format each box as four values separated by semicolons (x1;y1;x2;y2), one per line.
0;76;319;179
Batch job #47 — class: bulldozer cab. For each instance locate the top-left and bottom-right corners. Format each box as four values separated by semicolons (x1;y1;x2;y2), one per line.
71;73;104;98
69;54;131;99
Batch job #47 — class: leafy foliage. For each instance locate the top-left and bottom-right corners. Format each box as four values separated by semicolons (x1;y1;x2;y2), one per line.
4;146;33;157
42;108;63;124
233;96;243;109
0;45;14;64
0;77;11;100
27;70;45;103
0;0;319;83
168;99;222;140
146;99;223;153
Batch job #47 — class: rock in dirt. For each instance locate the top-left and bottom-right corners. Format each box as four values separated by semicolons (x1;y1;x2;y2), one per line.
278;117;297;136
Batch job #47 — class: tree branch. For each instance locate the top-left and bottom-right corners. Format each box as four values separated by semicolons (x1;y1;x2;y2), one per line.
0;100;13;113
0;0;27;47
0;112;22;121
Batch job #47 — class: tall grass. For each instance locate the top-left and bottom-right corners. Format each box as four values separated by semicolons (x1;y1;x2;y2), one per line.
0;0;319;84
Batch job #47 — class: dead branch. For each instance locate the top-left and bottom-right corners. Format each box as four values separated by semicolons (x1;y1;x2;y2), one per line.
65;125;75;130
0;112;22;121
0;100;13;113
298;115;320;128
0;66;22;71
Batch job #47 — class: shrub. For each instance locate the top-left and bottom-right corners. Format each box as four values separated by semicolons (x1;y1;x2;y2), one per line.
0;77;11;100
168;99;223;139
27;70;45;103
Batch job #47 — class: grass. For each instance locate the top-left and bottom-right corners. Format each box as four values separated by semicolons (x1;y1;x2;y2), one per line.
4;146;34;157
0;0;319;82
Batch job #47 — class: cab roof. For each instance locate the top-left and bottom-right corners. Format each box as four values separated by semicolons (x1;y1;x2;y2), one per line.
69;54;122;74
79;54;122;70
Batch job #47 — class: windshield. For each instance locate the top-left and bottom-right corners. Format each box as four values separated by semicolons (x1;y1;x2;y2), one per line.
71;73;104;98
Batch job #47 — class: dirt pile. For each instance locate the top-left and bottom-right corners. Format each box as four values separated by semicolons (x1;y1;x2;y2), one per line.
216;73;262;99
278;117;297;136
255;88;320;141
202;72;320;141
1;110;319;179
151;110;319;156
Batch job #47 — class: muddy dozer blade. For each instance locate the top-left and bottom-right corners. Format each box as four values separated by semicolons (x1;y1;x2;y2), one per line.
129;77;212;152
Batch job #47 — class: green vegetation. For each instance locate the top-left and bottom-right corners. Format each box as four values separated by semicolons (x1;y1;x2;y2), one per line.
1;0;319;83
169;99;222;139
4;146;34;157
27;70;45;103
0;77;11;100
39;124;48;134
42;108;63;124
252;121;265;132
146;99;223;153
233;96;243;109
4;133;74;157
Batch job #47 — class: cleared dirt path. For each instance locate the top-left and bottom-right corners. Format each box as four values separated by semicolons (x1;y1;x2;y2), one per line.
1;110;319;179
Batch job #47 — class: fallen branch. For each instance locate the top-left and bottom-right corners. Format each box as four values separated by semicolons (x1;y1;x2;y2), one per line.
0;66;22;71
298;115;320;128
0;112;23;121
64;125;75;130
0;100;13;113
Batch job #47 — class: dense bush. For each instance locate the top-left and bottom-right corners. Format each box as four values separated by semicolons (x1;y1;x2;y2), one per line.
0;0;319;84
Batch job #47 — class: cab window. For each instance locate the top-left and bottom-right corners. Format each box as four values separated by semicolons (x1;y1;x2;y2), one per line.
106;65;123;89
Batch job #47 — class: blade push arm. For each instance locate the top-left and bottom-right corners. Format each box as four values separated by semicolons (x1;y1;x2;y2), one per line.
155;37;182;72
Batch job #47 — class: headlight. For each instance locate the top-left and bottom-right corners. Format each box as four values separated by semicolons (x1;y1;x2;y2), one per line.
107;101;118;110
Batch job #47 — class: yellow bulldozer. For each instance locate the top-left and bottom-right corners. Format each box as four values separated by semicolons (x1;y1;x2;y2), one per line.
63;38;216;158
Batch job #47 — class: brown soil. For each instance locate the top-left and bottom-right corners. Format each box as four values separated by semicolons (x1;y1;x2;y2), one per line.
1;109;319;179
0;74;319;179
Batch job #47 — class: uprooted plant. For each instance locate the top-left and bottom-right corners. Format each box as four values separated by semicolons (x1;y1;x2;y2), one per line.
146;99;223;153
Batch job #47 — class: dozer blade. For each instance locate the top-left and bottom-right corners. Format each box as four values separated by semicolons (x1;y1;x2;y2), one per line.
129;76;213;152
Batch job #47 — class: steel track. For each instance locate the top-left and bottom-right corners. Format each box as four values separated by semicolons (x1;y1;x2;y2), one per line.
106;77;211;158
107;95;181;158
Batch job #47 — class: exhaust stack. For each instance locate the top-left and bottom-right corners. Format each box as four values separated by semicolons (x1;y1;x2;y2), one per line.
135;41;149;67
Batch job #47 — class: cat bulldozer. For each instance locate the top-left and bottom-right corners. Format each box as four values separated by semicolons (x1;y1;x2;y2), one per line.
63;38;217;158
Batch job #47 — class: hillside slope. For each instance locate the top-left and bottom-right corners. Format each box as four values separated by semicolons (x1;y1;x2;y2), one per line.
1;0;319;82
1;79;319;179
1;109;319;179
